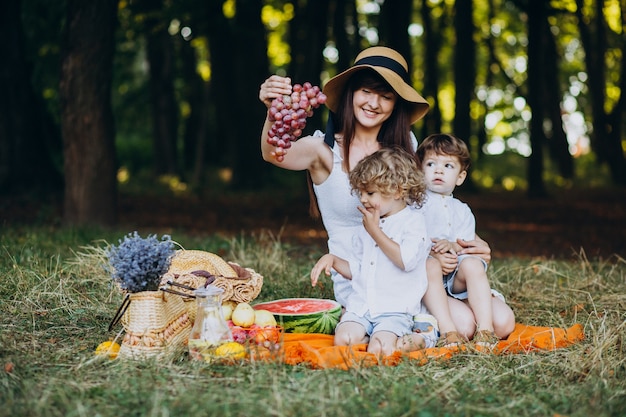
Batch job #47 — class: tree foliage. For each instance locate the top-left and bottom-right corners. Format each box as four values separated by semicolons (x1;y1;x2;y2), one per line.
0;0;624;226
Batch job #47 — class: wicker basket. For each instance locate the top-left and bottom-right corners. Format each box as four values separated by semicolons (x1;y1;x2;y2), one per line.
159;250;264;321
116;290;192;360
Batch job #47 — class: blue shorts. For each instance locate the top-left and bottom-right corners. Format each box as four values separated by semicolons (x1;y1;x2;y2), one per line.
338;311;414;337
443;254;488;300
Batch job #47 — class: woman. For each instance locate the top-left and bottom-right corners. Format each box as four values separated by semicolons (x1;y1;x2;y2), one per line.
259;46;514;344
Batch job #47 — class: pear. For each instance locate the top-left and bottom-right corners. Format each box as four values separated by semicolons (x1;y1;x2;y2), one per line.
231;302;256;327
254;309;277;327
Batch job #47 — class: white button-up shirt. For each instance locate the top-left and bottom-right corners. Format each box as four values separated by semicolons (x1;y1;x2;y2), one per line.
420;190;475;241
345;206;430;318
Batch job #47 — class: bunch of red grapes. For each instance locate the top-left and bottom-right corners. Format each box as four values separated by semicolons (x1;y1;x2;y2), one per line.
267;82;327;162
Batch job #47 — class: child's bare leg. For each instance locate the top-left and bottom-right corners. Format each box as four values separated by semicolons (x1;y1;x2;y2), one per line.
454;257;495;333
423;258;458;336
368;331;402;357
492;296;515;339
334;321;368;346
448;297;476;339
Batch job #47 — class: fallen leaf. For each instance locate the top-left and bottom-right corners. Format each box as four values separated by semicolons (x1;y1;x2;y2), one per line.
4;362;14;373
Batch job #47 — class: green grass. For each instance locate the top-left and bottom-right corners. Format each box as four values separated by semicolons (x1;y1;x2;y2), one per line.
1;225;625;417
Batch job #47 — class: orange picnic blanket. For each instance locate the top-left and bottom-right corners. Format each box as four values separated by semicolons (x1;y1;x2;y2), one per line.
272;323;584;370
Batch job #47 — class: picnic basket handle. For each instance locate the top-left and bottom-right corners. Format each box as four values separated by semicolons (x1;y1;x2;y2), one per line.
160;287;196;299
108;293;131;331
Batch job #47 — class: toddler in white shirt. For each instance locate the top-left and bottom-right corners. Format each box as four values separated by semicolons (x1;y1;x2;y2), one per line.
416;133;515;348
310;147;433;356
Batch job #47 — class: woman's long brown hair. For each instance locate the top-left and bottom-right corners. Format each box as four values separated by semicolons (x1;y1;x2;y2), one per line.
307;69;416;219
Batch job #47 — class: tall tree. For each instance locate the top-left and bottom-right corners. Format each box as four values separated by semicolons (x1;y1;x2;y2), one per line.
543;6;573;179
453;0;476;186
229;0;271;188
179;36;211;186
420;1;443;137
289;0;330;133
453;0;474;143
0;0;63;194
60;0;118;226
475;0;500;162
331;0;359;72
206;0;233;169
575;0;626;185
525;0;548;197
201;0;270;189
134;0;180;176
379;0;412;60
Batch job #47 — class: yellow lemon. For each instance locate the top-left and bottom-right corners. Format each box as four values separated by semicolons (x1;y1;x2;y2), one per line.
95;341;120;359
214;342;246;360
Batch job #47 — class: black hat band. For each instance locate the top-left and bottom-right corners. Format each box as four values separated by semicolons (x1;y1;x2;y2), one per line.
354;55;411;84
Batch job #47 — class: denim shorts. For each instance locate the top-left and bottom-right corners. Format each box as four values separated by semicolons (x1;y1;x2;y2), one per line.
443;254;488;300
339;310;414;337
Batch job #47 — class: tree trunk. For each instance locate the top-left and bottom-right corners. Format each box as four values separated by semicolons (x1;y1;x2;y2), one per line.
179;37;208;184
453;0;474;146
331;0;359;72
379;0;412;61
420;1;443;137
230;0;272;188
0;0;63;194
605;0;626;184
576;0;626;185
289;0;330;134
543;12;573;179
453;0;477;191
475;0;499;162
206;0;232;168
60;0;118;226
526;0;548;198
142;0;179;175
594;0;625;185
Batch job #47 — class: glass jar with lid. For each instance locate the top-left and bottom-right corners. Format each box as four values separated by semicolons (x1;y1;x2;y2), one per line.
188;285;233;361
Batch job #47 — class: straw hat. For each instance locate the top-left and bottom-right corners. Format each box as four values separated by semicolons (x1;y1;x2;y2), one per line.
322;46;429;124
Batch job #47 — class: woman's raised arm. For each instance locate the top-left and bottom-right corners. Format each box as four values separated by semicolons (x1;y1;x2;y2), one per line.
258;75;331;176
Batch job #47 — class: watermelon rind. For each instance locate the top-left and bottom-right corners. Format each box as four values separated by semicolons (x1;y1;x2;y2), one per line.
253;298;342;335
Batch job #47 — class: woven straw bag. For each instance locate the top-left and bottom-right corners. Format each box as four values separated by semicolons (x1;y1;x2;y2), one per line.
159;250;264;321
113;290;192;360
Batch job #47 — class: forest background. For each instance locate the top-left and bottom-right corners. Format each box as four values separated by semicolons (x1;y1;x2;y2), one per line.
1;0;625;260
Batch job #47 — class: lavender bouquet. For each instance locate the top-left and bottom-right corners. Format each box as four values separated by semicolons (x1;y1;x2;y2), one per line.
106;232;175;293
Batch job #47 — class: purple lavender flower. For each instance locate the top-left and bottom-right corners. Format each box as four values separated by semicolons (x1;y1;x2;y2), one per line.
106;232;175;292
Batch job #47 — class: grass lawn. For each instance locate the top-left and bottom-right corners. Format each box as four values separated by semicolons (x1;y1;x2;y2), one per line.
1;225;625;417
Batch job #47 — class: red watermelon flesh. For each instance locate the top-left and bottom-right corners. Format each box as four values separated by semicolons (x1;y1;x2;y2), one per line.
253;298;341;334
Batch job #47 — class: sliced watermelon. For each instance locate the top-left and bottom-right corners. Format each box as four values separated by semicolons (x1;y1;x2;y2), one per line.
252;298;342;335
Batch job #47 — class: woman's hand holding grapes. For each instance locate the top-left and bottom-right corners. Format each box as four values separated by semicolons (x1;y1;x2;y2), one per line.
261;77;327;162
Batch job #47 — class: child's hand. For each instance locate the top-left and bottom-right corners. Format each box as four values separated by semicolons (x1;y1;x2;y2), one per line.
357;204;380;236
310;254;334;287
437;252;459;274
431;238;456;255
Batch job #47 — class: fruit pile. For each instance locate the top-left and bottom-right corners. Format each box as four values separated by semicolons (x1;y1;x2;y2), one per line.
222;301;282;351
266;82;327;162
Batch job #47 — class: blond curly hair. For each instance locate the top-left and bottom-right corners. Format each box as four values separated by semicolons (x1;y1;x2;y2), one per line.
349;147;426;207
